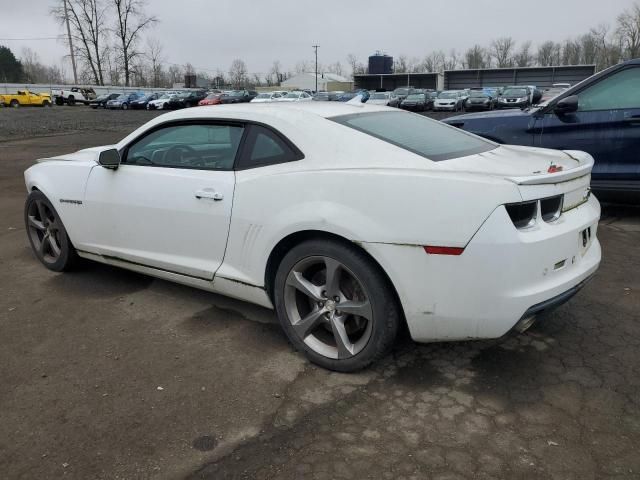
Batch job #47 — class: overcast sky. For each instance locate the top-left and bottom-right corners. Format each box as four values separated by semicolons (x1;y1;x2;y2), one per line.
0;0;636;76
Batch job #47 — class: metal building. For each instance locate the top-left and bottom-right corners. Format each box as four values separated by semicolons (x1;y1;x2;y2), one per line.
444;65;596;89
354;72;443;91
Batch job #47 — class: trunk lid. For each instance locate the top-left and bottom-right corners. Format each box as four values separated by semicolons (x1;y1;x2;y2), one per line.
441;144;593;204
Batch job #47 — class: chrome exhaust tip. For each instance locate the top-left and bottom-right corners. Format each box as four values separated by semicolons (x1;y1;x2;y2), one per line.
514;315;536;333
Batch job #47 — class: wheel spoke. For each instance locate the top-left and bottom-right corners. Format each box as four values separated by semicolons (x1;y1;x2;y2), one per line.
286;271;323;301
39;232;49;256
48;233;61;257
337;300;372;320
28;215;46;231
292;307;326;339
324;257;342;298
330;315;355;359
35;200;49;226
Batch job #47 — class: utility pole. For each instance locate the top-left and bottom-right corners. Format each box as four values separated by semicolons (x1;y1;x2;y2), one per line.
63;0;78;84
312;44;319;93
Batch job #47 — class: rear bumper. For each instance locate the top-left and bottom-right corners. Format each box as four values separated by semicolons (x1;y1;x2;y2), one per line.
362;195;601;342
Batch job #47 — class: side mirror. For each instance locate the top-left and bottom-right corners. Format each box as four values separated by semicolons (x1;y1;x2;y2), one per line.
98;148;121;169
554;95;578;115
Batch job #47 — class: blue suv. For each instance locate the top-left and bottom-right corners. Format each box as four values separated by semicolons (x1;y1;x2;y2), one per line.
444;59;640;195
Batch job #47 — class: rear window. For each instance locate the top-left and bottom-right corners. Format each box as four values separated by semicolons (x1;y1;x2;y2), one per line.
330;111;496;161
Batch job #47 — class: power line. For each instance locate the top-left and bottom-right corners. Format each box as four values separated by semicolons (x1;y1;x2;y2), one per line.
0;36;64;41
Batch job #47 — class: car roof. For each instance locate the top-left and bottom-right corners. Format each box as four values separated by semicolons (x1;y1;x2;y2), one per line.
138;101;391;124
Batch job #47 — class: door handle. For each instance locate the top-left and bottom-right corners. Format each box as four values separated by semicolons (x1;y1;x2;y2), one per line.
195;189;223;201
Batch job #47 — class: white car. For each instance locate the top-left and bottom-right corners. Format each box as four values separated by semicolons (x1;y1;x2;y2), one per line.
433;91;465;111
250;92;283;103
367;91;400;107
23;103;601;371
277;91;313;102
147;92;179;110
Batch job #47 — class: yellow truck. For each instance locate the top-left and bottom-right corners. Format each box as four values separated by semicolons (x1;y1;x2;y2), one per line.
0;90;52;107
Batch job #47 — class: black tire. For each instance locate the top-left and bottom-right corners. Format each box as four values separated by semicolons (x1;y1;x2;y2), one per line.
10;99;19;108
274;239;400;372
67;96;75;106
42;100;51;107
122;103;128;110
24;190;78;272
55;97;64;106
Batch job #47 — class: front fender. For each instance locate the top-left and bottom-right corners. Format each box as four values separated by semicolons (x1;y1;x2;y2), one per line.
24;161;94;245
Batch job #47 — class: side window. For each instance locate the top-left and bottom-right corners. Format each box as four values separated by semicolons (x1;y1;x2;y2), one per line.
237;125;302;169
577;68;640;111
125;123;244;170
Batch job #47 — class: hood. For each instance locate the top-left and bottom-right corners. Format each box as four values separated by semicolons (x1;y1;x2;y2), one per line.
439;144;592;184
38;145;116;164
435;98;455;103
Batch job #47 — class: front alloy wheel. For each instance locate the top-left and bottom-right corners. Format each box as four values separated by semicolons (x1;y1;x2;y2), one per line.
25;191;77;271
275;240;399;371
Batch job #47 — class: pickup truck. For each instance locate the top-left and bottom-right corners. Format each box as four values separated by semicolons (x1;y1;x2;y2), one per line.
0;90;52;107
52;87;96;106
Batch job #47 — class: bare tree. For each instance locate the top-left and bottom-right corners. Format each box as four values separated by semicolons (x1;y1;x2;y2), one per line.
422;51;445;72
617;2;640;59
326;61;344;77
51;0;108;85
514;41;533;67
167;64;182;86
346;54;366;77
443;50;459;71
110;0;157;86
146;37;164;87
537;41;556;66
562;39;582;65
395;55;408;72
490;37;515;68
295;60;311;73
464;45;487;69
229;59;248;88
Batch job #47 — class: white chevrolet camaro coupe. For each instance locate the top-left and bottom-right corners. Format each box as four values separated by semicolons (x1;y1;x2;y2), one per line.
24;102;601;371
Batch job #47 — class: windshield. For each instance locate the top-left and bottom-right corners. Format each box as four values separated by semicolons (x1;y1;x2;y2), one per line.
116;95;127;100
205;93;219;99
503;88;527;97
229;91;245;97
285;92;301;98
406;94;425;100
470;91;488;98
371;93;388;99
438;92;458;99
256;93;272;98
330;111;495;162
394;88;410;95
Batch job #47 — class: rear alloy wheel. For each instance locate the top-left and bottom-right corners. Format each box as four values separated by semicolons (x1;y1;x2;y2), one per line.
275;240;400;371
24;191;78;272
10;99;19;108
42;100;51;107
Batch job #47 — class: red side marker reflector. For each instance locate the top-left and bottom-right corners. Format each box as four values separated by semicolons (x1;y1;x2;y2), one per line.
424;246;465;256
547;164;563;173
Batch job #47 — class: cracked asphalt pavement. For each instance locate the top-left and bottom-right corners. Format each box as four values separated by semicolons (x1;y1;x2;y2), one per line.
1;108;639;479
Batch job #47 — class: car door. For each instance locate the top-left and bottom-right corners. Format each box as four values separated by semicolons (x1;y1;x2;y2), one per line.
79;121;244;280
533;66;640;185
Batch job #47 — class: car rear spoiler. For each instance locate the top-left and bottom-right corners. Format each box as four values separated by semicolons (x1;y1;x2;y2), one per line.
505;153;593;185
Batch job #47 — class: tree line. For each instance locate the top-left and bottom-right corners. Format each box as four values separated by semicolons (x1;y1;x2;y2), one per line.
1;1;638;87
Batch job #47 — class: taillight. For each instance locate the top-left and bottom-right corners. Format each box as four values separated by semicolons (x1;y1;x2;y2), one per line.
540;195;563;222
505;201;537;229
505;195;565;230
